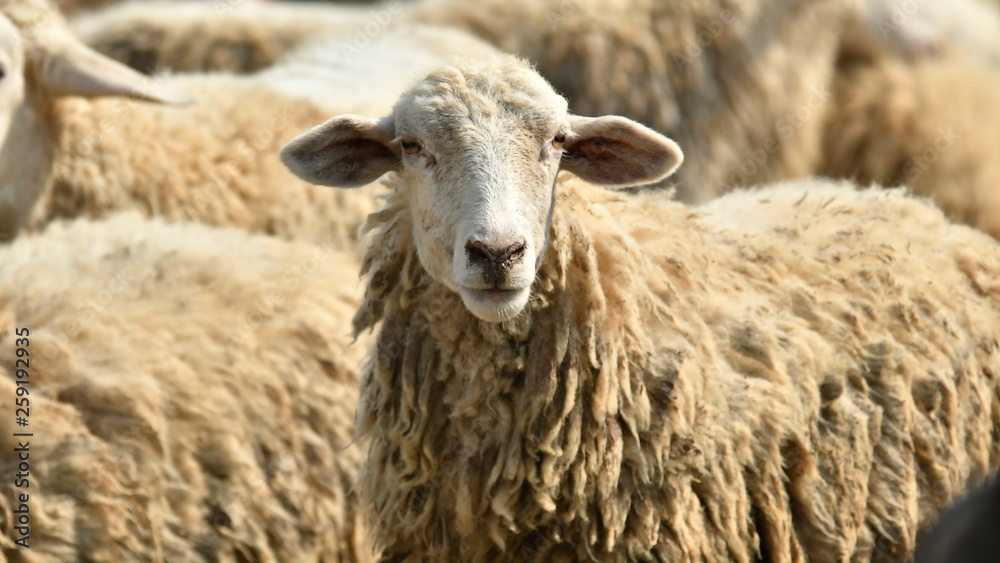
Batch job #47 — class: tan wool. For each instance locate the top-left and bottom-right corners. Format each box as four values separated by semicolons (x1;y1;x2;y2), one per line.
822;53;1000;240
0;213;374;562
354;175;1000;561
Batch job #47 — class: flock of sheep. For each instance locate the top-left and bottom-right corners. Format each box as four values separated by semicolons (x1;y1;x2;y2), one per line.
0;0;999;561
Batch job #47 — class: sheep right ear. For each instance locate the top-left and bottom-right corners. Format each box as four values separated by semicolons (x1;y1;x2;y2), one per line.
281;115;400;188
562;115;683;187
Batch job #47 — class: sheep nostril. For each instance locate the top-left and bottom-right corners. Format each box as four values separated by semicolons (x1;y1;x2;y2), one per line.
498;241;525;264
466;240;494;265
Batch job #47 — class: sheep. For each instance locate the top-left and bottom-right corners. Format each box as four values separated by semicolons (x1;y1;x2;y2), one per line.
72;0;860;203
913;474;1000;563
848;0;1000;65
36;0;114;17
0;0;499;245
281;55;1000;561
62;0;386;18
819;53;1000;241
0;212;374;561
400;0;861;203
71;0;390;74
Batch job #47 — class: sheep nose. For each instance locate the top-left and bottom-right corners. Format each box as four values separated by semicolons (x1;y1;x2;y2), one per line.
466;238;526;267
465;237;526;287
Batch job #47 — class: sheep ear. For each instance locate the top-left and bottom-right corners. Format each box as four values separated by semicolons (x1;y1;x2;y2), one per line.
281;115;400;188
561;115;683;187
36;33;192;104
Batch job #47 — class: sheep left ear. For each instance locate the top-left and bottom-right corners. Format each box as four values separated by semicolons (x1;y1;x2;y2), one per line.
281;115;400;188
561;115;683;187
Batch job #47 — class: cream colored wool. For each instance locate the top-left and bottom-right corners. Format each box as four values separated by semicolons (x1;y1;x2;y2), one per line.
820;55;1000;240
352;176;1000;561
27;75;382;248
0;214;373;562
403;0;859;203
251;24;502;118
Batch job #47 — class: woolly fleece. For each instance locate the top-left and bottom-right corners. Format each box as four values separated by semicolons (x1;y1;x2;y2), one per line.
26;75;382;249
353;175;1000;562
0;214;373;562
821;54;1000;241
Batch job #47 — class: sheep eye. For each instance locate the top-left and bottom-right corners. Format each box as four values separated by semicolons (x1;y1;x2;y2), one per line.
552;134;566;149
402;140;421;154
0;65;6;81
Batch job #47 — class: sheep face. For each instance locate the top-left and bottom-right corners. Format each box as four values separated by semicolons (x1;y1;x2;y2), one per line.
282;56;683;322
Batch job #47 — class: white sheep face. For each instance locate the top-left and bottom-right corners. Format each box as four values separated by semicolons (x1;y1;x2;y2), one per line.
282;56;683;323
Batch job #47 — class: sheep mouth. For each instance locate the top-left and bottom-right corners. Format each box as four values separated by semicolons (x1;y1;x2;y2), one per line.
471;286;516;294
457;285;531;322
463;287;522;301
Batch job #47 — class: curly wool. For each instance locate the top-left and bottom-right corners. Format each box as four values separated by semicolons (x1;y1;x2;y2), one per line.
404;0;859;202
0;214;373;562
352;175;1000;561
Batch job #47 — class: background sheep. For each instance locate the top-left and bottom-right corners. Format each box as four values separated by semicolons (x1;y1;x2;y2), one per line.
0;213;373;561
402;0;860;203
812;0;1000;242
69;0;859;204
849;0;1000;65
0;0;498;245
72;0;384;74
820;53;1000;241
62;0;387;18
282;56;1000;561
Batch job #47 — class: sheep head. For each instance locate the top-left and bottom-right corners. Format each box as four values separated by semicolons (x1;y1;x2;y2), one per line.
283;55;682;322
0;0;190;240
